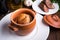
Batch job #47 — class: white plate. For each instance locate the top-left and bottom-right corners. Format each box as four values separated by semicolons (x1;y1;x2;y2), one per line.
32;0;59;15
0;13;50;40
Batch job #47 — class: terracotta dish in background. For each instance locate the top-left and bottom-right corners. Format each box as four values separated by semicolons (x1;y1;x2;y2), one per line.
43;14;60;28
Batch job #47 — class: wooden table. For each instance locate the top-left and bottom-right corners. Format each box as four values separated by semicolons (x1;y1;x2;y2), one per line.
47;26;60;40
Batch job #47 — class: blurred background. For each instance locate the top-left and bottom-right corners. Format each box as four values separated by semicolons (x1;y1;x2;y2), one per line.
0;0;60;14
0;0;8;15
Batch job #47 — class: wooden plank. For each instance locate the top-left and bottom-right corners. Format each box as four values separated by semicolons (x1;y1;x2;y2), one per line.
47;27;57;40
55;29;60;40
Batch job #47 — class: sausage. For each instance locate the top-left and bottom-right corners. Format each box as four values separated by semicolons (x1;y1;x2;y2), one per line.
39;1;49;12
44;4;49;12
45;0;54;9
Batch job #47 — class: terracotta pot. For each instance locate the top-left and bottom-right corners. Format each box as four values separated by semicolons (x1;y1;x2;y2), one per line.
8;8;36;36
43;15;60;28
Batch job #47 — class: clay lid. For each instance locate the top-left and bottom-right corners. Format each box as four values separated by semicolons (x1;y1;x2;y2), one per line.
43;13;60;28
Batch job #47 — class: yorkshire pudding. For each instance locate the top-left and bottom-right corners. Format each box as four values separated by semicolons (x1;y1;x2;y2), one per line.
17;13;32;24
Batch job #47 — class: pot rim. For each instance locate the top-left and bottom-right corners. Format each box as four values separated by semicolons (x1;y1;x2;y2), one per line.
10;8;36;26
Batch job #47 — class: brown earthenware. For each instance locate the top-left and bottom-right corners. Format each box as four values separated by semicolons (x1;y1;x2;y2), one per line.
43;15;60;28
8;8;36;36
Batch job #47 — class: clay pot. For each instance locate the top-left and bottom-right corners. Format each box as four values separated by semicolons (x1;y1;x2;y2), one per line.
43;15;60;28
8;8;36;36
